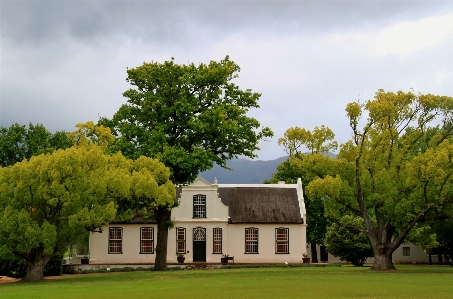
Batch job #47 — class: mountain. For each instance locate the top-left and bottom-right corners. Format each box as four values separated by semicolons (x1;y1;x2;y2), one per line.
199;156;288;184
198;152;337;184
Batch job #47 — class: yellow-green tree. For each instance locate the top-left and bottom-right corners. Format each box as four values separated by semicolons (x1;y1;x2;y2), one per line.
307;89;453;270
268;125;341;262
0;142;174;282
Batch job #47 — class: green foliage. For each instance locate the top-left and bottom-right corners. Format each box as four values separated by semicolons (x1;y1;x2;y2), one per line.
0;140;174;281
306;89;453;270
0;123;71;167
325;217;374;266
278;125;337;155
267;125;342;247
44;255;63;276
101;56;273;184
0;146;117;258
0;246;27;277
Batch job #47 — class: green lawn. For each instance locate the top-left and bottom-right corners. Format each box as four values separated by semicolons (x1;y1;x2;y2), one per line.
2;265;453;299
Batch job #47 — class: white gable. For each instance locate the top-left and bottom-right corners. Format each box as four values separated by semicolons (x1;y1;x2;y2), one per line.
172;177;228;222
190;177;212;186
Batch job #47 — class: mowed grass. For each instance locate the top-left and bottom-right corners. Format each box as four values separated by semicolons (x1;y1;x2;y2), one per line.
2;265;453;299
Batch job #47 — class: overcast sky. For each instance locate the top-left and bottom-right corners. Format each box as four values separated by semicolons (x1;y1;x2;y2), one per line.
1;0;453;160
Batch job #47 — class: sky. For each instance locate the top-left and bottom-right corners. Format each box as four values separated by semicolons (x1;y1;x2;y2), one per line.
1;0;453;161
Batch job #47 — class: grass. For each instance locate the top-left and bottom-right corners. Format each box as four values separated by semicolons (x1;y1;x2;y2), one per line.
2;265;453;299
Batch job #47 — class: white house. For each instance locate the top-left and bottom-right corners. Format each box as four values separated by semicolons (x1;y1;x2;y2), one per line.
89;177;308;264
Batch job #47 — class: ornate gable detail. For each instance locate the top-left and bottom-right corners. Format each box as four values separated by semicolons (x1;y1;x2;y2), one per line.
191;177;212;186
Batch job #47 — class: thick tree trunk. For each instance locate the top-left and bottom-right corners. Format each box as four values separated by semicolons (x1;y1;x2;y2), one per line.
371;251;395;270
438;250;443;265
154;209;171;271
310;243;319;263
21;250;52;282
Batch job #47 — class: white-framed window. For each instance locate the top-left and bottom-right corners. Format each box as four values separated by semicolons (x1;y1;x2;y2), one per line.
245;227;258;254
176;227;186;253
403;246;410;256
193;194;206;218
140;227;154;254
109;227;122;254
213;228;222;254
275;228;289;254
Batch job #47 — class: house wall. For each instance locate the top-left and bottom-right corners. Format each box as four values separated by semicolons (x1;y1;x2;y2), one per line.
89;178;308;265
225;224;307;263
89;224;158;264
167;221;229;263
90;222;307;264
308;243;437;264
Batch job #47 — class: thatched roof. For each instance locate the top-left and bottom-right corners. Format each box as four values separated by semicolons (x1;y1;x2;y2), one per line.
219;187;303;224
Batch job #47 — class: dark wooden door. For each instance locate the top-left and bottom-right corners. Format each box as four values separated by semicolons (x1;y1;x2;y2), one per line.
193;227;206;262
320;245;329;262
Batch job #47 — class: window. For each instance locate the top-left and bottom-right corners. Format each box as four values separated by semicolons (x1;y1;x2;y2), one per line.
140;227;154;254
276;228;289;254
213;228;222;254
109;227;122;254
403;246;410;256
176;227;186;253
193;194;206;218
245;228;258;254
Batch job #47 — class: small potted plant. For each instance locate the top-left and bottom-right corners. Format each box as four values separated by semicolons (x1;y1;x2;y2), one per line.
221;254;229;264
302;253;310;264
177;253;185;264
81;256;90;264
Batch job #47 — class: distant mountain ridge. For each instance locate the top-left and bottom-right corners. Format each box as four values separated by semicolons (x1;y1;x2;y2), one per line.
199;152;337;184
199;156;288;184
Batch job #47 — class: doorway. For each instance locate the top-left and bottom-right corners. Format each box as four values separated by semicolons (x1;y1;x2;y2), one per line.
193;227;206;262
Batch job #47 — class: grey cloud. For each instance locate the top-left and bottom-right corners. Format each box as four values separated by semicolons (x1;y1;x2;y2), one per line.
2;0;453;160
3;1;452;47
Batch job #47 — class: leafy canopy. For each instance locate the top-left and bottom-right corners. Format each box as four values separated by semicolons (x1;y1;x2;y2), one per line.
0;134;175;280
306;89;453;270
0;123;71;167
101;56;273;184
267;125;342;247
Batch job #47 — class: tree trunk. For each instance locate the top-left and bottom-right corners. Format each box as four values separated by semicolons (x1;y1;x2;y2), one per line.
371;251;395;270
21;250;52;282
310;243;319;263
154;209;171;271
429;252;432;265
438;250;443;265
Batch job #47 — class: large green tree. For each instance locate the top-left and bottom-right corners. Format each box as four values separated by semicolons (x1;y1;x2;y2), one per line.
307;90;453;270
0;123;71;167
101;56;273;270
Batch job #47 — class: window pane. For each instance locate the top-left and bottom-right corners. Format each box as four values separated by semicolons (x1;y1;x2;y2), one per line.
177;241;185;253
193;195;206;218
141;228;153;240
141;240;154;253
213;228;222;253
140;228;154;253
403;247;410;256
276;228;289;253
109;228;122;253
176;227;186;253
110;240;122;253
177;228;185;240
245;228;258;253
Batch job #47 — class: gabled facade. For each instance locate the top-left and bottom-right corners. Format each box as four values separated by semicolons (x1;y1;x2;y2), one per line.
89;178;307;264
